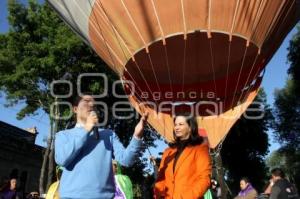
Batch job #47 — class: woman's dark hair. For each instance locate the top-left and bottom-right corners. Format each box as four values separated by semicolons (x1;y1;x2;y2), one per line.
169;113;203;147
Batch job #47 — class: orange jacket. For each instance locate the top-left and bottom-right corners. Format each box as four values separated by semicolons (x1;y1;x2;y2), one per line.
154;143;212;199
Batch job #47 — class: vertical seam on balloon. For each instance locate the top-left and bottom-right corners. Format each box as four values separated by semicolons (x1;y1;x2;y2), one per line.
242;0;254;46
230;0;241;41
95;0;135;61
230;44;248;109
150;0;166;45
224;42;232;107
209;38;218;140
120;0;149;53
207;0;212;38
150;0;173;93
263;0;295;49
163;45;174;94
249;0;268;48
221;41;232;143
208;39;218;99
87;0;124;73
247;0;265;46
146;53;162;93
180;0;187;40
181;38;187;93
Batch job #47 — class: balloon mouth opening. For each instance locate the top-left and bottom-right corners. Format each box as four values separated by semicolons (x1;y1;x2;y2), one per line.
124;31;260;85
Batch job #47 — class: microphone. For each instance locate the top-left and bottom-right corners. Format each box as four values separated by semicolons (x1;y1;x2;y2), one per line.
90;111;99;140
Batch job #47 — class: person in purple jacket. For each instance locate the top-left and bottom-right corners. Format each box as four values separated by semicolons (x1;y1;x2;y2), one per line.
234;177;257;199
0;178;22;199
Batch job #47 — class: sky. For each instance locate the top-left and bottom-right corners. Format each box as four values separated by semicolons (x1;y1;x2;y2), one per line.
0;1;298;156
0;0;49;147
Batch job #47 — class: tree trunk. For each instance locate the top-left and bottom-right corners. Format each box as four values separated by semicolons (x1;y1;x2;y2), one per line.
47;142;54;189
215;154;228;199
39;116;54;194
46;98;59;190
39;136;51;194
46;126;56;189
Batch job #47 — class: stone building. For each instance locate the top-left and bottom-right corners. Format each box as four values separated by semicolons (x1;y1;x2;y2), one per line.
0;121;43;195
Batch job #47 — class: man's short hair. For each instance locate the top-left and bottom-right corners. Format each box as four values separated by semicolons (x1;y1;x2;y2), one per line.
271;168;285;178
69;92;94;107
240;177;250;183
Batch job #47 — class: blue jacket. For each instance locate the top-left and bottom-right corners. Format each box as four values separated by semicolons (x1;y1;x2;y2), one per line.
55;126;143;199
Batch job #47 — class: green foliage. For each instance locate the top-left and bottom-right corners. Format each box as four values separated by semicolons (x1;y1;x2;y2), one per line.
273;80;300;148
272;25;300;191
273;25;300;149
266;150;286;169
132;183;142;199
287;25;300;97
0;0;115;120
221;89;271;194
266;147;300;191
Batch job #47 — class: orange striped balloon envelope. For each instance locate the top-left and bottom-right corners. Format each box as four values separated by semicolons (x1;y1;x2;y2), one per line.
48;0;300;148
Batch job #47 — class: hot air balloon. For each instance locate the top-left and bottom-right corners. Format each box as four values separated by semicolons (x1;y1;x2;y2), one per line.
48;0;300;148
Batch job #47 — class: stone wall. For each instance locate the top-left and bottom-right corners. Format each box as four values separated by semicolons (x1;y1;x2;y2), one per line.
0;121;43;194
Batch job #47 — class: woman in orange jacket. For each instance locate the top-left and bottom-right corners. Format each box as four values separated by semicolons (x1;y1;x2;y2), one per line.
154;113;212;199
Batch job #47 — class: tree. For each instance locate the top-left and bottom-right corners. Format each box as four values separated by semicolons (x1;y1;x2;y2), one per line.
0;0;111;193
287;26;300;98
0;0;156;195
266;148;300;183
273;80;300;148
272;25;300;191
266;150;286;169
219;89;271;196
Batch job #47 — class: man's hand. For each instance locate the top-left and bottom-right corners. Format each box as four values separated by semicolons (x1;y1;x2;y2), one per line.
133;112;149;139
84;111;98;132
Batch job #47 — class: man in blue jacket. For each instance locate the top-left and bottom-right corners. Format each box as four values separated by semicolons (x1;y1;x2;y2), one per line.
55;94;147;199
